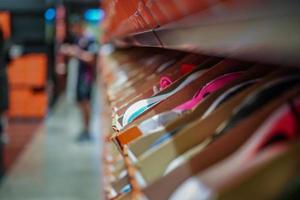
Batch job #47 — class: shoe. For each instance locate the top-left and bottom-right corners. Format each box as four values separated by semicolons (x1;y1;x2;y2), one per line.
76;131;93;142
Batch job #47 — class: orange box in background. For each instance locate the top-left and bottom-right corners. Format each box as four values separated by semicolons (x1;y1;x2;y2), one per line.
25;91;48;117
0;11;11;39
8;53;48;118
9;90;28;117
8;54;47;87
9;89;48;118
25;54;47;87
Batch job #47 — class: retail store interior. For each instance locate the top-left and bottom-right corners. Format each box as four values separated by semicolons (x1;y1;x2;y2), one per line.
0;0;300;200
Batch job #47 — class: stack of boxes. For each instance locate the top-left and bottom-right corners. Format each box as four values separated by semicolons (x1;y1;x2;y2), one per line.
8;54;48;118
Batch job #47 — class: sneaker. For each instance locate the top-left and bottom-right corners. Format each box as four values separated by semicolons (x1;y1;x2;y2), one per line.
76;131;93;143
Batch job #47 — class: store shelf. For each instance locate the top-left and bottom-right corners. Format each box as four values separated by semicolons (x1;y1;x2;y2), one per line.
111;0;300;66
99;1;300;199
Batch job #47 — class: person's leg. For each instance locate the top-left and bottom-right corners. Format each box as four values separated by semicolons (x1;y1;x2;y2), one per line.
75;71;93;141
78;100;91;134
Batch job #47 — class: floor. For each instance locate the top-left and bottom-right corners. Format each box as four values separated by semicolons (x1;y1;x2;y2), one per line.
4;120;41;170
0;95;102;200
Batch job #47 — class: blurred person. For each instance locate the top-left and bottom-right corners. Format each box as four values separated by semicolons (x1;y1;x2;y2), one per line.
60;17;98;142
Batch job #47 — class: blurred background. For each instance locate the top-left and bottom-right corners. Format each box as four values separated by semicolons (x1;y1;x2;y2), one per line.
0;0;103;199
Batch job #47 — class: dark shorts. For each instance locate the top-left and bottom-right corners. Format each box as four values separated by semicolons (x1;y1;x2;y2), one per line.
0;72;9;113
76;73;93;102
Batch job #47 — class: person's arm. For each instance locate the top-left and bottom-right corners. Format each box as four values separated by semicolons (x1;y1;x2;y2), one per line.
71;45;95;64
60;44;96;65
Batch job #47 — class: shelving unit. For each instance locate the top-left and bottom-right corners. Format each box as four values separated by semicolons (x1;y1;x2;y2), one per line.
106;0;300;66
98;1;300;199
